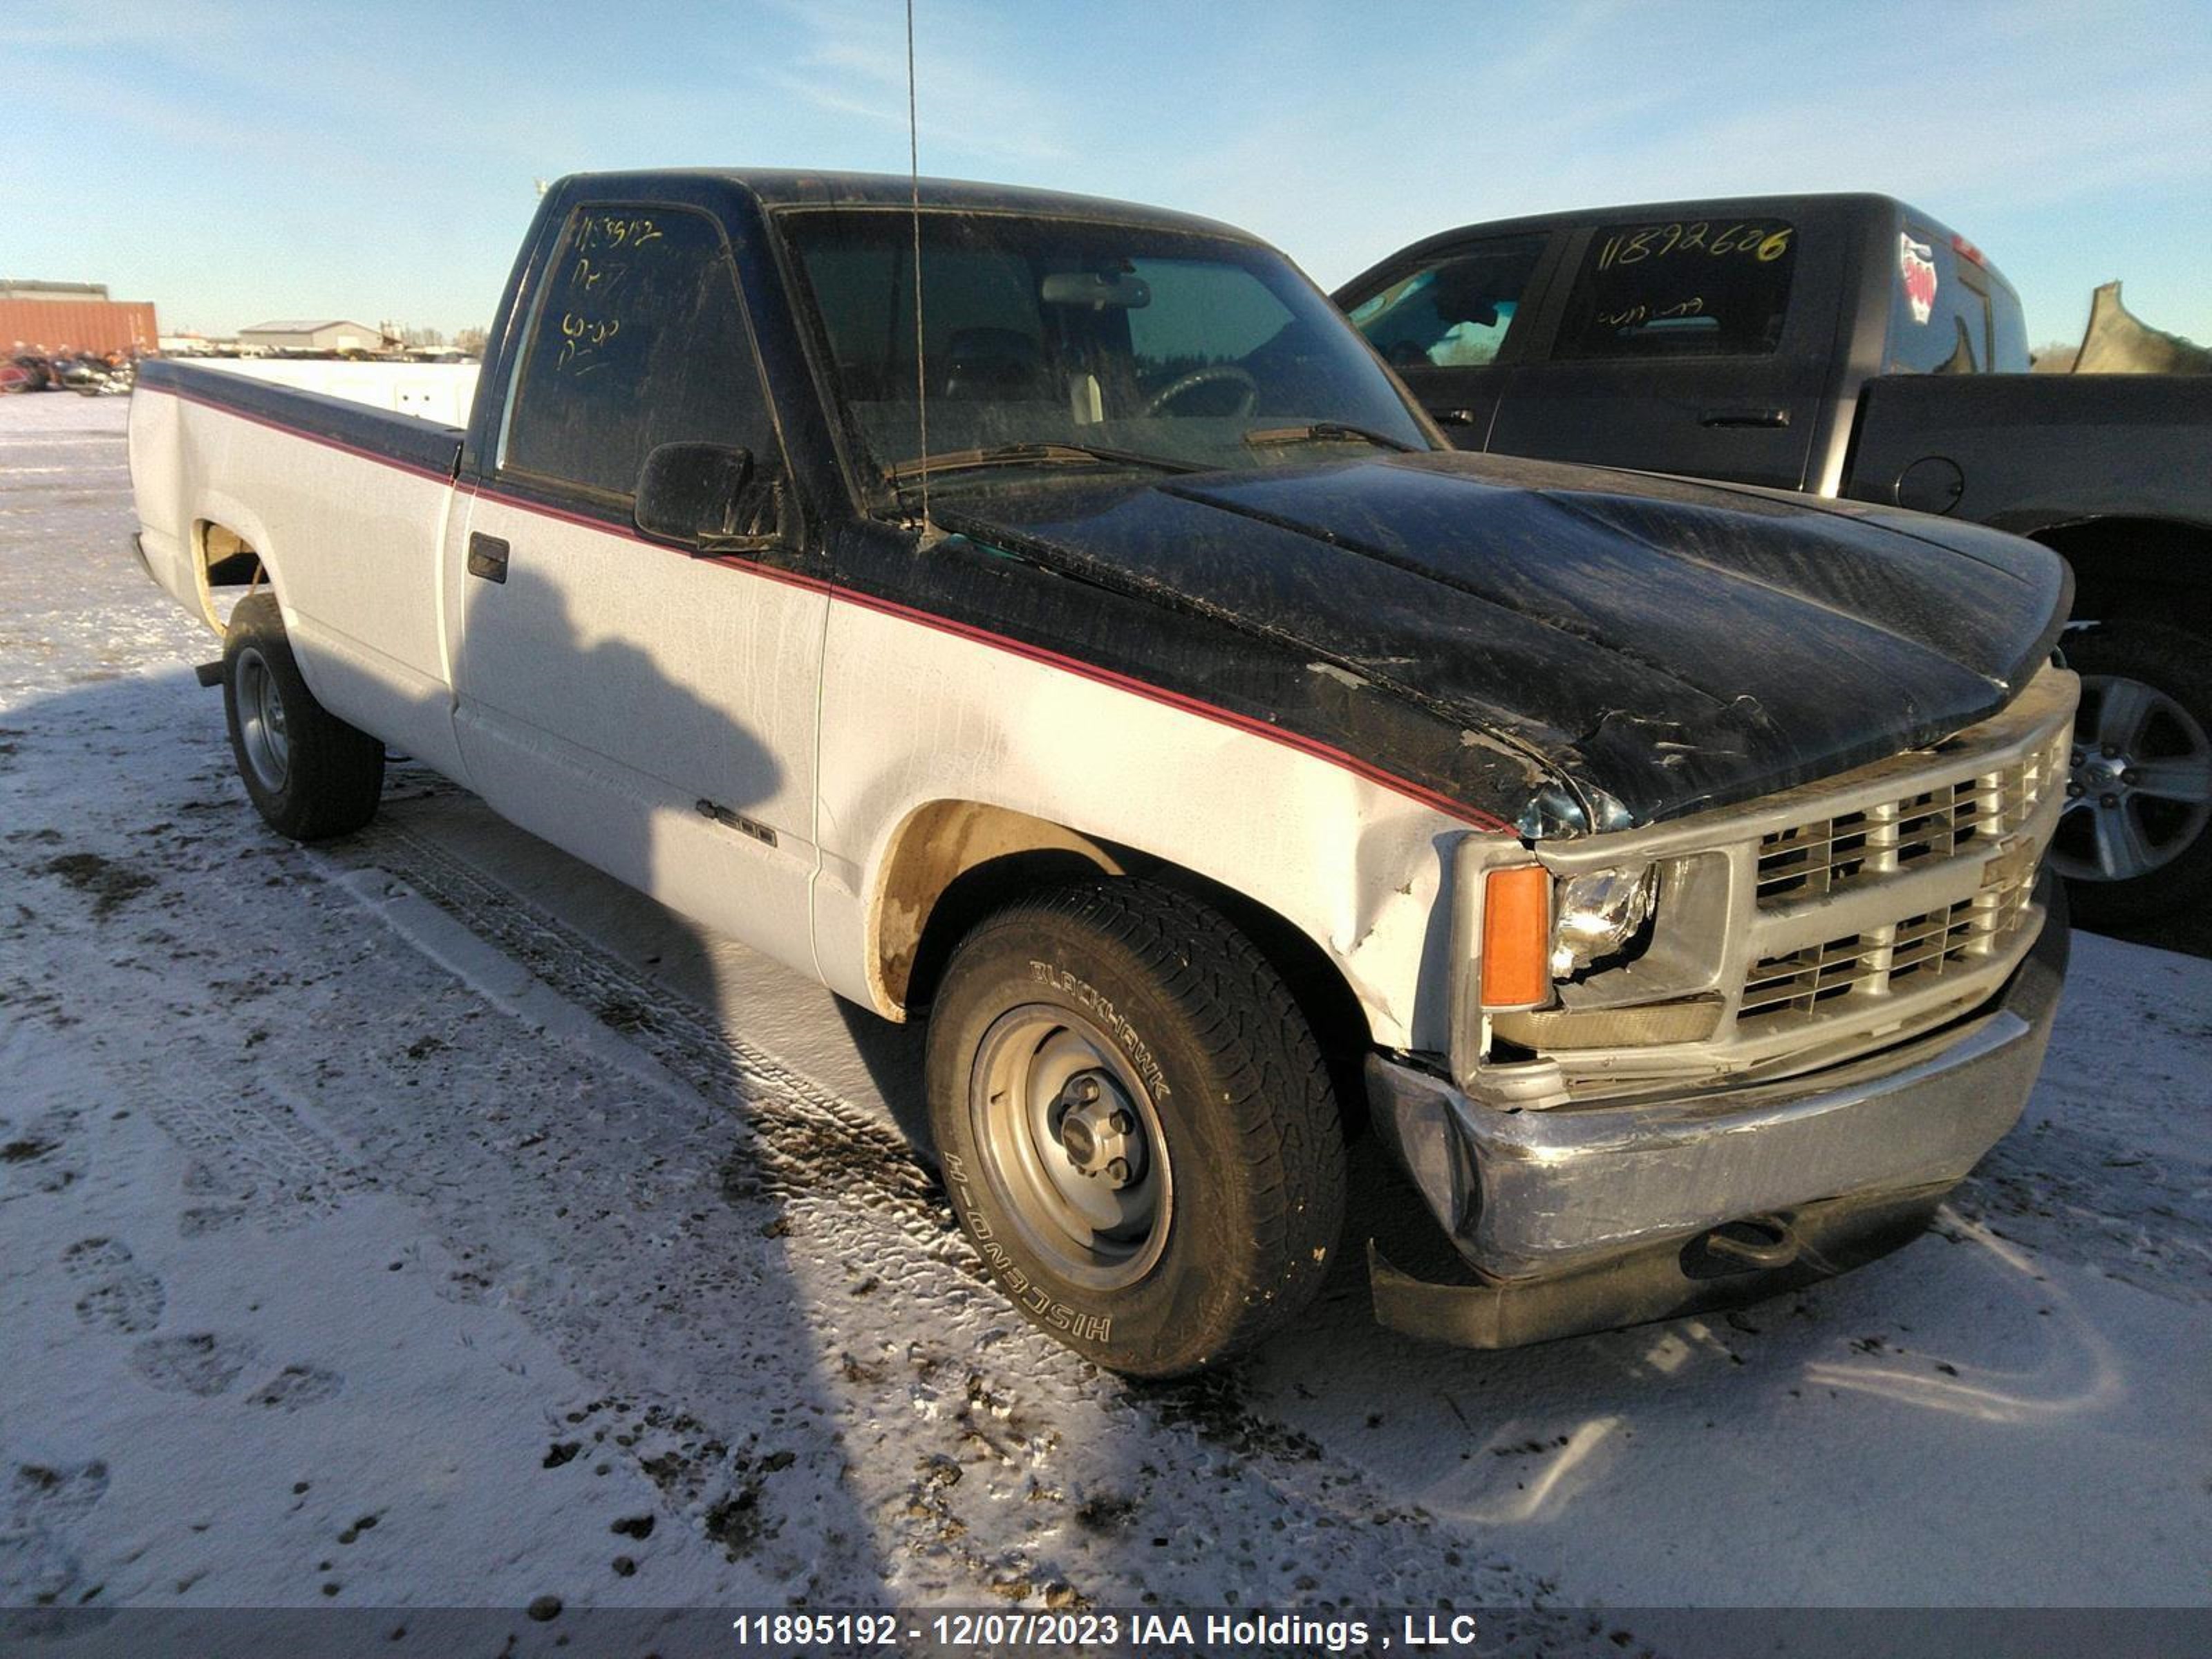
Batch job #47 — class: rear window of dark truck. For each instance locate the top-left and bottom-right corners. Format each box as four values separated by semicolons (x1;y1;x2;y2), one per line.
1551;218;1798;360
1885;226;2030;375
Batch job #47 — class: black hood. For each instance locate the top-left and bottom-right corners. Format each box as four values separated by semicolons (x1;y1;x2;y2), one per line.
937;450;2068;832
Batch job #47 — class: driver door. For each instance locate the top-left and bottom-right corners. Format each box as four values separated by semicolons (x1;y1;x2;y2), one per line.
448;199;827;973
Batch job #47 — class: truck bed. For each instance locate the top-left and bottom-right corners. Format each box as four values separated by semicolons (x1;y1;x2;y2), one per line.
1847;371;2212;532
129;357;468;778
189;357;481;427
135;358;465;478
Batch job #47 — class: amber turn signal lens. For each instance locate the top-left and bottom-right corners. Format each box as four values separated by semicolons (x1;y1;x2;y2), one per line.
1481;865;1553;1011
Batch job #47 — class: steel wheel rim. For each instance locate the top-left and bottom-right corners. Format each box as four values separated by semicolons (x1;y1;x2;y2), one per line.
2052;671;2212;883
968;1002;1173;1291
234;648;290;792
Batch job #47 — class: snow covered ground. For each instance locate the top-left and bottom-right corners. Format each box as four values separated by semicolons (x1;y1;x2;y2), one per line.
2;396;2207;1652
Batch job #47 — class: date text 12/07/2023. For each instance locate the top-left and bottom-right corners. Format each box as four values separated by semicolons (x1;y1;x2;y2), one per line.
727;1609;1486;1652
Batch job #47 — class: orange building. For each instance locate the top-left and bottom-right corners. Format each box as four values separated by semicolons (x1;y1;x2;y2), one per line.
1;281;160;356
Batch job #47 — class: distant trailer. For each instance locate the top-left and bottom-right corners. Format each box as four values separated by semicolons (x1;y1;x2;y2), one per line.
1;297;159;356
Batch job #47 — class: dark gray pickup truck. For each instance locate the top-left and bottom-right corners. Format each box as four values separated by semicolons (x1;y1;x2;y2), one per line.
1338;193;2212;924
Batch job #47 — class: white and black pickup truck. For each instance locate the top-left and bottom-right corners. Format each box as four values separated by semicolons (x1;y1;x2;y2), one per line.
130;170;2077;1376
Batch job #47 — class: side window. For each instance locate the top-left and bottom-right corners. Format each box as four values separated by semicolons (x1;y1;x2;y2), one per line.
1346;235;1546;369
1551;219;1797;360
503;205;777;498
1887;229;1991;375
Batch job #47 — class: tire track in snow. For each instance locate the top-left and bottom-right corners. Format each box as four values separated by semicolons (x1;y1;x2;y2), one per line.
339;822;948;1235
116;1058;366;1230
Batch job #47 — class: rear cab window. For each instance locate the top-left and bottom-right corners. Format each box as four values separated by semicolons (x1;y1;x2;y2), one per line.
499;204;781;501
1344;234;1548;369
1987;277;2031;372
1551;218;1798;359
1886;224;2000;374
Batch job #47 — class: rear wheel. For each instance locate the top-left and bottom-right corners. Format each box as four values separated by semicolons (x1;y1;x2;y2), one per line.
221;593;384;841
2052;621;2212;925
925;879;1347;1378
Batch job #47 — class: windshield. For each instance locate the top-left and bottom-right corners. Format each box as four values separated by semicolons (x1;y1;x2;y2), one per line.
777;207;1435;506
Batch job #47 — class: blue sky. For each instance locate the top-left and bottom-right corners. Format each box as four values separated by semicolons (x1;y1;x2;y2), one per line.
6;0;2210;348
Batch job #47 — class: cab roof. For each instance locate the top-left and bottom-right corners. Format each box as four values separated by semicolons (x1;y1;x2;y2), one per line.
551;169;1258;244
1346;191;2018;297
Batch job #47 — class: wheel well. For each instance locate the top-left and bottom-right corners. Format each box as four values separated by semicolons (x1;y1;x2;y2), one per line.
183;521;274;637
876;802;1124;1011
882;800;1375;1134
2029;516;2212;633
197;521;265;588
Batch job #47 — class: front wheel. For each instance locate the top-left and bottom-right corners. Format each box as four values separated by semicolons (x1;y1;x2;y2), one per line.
2051;621;2212;926
925;879;1347;1378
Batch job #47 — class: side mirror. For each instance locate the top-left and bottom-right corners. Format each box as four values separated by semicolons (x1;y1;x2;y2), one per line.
633;442;778;550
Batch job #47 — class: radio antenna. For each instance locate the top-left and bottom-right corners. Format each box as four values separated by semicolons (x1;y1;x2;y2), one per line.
906;0;935;538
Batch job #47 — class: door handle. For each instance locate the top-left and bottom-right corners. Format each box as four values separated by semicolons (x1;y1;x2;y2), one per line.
1698;407;1790;429
467;532;509;583
1432;407;1481;427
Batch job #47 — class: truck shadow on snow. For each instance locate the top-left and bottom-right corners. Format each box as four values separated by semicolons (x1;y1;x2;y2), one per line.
1;630;919;1613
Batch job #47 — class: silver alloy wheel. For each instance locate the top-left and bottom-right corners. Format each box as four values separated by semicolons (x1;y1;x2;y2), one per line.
234;646;290;792
2052;671;2212;883
968;1003;1173;1291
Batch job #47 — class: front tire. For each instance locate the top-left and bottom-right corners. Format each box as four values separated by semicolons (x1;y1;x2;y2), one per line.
925;879;1347;1378
221;592;384;841
2051;621;2212;926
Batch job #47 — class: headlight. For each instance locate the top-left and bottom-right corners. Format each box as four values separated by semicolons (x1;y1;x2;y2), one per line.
1549;865;1656;978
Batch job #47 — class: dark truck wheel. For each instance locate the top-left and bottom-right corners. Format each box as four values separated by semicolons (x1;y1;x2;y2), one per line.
222;592;384;841
2052;621;2212;925
925;879;1347;1378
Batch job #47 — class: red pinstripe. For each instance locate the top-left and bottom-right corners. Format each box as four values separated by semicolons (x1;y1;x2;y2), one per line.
144;383;1512;832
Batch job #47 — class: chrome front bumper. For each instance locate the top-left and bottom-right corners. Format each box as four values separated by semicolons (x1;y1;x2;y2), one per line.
1364;872;2068;1347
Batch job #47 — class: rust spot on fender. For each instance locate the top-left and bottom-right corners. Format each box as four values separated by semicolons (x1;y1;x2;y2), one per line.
870;801;1121;1009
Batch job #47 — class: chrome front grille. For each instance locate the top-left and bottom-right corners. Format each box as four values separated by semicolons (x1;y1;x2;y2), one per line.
1736;715;2068;1029
1739;875;2041;1029
1754;722;2066;908
1459;666;2081;1109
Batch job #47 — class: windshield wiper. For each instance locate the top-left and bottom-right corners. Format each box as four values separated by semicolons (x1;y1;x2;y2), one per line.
1242;422;1423;453
888;442;1201;484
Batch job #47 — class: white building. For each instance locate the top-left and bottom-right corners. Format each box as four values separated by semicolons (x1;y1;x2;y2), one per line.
236;319;393;355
